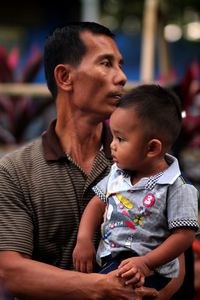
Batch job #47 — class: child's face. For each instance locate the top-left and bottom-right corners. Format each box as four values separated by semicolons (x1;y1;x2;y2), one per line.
109;107;149;171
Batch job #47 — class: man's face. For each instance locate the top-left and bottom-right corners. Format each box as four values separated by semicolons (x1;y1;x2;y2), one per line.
71;31;127;121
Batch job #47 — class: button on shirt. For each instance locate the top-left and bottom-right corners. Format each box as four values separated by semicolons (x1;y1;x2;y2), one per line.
93;154;199;278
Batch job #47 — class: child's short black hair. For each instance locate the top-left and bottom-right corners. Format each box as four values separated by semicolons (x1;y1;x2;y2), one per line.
118;84;182;148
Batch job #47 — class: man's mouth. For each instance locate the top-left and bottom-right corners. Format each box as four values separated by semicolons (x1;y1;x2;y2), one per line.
108;92;123;102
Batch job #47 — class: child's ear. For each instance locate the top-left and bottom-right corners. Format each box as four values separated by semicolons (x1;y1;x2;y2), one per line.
147;139;162;157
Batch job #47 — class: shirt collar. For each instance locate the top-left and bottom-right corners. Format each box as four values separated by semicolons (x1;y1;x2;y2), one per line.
114;153;181;190
145;154;181;190
42;119;112;161
157;153;181;184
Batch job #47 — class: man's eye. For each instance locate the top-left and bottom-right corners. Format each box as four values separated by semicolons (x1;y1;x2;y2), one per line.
102;60;111;67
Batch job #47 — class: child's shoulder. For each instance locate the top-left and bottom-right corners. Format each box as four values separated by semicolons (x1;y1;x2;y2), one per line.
170;174;199;196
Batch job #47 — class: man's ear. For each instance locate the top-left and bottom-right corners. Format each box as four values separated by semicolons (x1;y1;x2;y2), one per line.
147;139;162;157
54;64;73;91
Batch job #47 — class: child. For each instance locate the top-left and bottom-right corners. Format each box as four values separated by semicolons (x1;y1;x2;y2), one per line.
73;84;199;293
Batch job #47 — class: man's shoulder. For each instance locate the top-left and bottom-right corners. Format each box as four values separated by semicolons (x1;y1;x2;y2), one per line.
0;138;43;168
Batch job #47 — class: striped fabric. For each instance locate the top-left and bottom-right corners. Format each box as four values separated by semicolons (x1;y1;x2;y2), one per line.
0;121;112;270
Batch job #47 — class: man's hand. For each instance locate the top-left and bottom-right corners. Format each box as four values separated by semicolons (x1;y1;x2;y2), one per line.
99;270;158;300
135;286;159;300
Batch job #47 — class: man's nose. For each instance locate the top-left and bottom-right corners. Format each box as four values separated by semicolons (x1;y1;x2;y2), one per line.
114;68;127;86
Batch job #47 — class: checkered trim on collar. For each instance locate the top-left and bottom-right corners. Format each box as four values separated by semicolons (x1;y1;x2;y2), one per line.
116;168;164;189
145;172;164;190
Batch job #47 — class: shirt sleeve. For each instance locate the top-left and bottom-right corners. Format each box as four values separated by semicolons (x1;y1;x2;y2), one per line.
92;174;110;203
92;164;118;203
167;178;199;231
0;157;34;255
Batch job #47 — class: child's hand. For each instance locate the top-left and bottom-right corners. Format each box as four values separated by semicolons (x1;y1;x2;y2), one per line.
73;240;96;273
117;256;153;286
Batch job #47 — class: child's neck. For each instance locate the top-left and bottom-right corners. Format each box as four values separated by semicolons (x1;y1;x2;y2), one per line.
130;157;168;185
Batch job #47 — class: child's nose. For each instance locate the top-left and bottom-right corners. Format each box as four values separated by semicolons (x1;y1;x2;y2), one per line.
110;140;116;151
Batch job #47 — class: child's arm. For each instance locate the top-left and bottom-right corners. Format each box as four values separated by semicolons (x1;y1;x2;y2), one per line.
155;254;185;300
117;228;195;285
73;195;106;273
133;254;185;300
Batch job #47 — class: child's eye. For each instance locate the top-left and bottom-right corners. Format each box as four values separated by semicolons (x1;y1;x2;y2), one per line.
117;136;124;142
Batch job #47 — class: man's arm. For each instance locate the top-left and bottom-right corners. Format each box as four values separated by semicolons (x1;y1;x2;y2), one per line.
0;250;158;300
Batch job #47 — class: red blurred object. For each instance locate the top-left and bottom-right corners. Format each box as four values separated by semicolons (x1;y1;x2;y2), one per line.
180;59;200;148
193;239;200;256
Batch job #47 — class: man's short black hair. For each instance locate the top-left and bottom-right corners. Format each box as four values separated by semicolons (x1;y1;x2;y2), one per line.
44;22;115;98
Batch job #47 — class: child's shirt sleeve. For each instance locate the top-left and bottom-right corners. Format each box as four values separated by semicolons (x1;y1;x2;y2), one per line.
167;178;199;231
92;164;117;203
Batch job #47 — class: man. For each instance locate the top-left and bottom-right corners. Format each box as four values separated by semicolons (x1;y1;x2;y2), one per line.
0;22;183;299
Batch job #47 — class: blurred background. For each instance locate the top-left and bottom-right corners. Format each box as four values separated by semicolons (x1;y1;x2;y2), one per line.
0;0;199;145
0;0;200;298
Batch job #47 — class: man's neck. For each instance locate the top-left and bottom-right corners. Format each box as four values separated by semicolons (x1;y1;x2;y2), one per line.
55;118;103;174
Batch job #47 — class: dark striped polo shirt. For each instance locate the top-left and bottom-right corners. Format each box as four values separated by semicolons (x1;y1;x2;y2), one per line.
0;120;113;270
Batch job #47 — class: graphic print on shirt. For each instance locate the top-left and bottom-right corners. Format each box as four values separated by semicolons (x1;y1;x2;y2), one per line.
101;192;155;249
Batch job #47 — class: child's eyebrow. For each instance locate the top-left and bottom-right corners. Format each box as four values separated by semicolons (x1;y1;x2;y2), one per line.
111;128;122;135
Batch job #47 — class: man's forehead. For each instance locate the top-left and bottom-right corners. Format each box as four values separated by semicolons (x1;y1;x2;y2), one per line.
80;31;123;59
80;30;112;45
